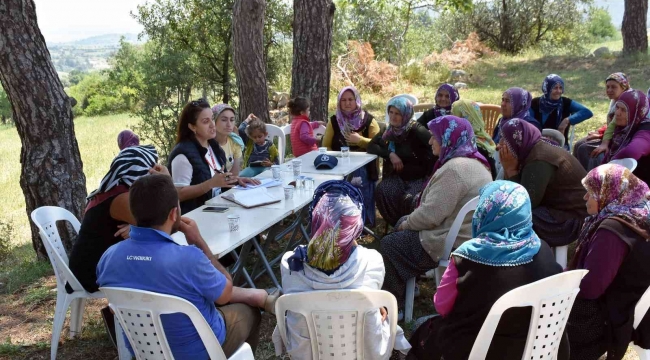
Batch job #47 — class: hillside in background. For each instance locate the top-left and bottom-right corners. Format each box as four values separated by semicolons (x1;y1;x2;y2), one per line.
49;33;143;73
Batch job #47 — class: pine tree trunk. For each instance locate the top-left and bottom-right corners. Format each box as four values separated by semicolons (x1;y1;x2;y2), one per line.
233;0;271;123
0;0;87;259
291;0;335;123
622;0;649;54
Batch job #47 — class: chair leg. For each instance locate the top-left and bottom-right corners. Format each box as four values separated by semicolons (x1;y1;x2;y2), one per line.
69;297;86;338
51;292;71;360
116;316;132;360
405;277;416;323
434;266;447;288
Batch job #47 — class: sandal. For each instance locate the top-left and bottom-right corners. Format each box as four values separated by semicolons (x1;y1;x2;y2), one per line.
264;287;281;315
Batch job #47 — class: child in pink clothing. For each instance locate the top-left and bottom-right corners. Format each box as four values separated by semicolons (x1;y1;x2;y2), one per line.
288;97;325;157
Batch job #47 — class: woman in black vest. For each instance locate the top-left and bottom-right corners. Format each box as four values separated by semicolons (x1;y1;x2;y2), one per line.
169;99;258;214
566;164;650;360
407;180;567;360
322;86;380;225
529;74;593;147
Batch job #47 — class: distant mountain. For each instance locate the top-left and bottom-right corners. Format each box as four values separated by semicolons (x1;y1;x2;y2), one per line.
51;33;144;48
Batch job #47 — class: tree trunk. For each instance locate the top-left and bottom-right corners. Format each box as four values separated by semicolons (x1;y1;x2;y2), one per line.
622;0;649;54
0;0;87;259
233;0;271;123
291;0;335;123
221;29;233;104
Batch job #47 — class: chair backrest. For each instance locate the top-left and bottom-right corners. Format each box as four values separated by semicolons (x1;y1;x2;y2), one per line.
609;158;638;172
30;206;84;292
468;270;588;360
313;124;326;137
542;128;566;148
384;94;420;123
266;123;286;164
439;196;480;268
634;286;650;329
101;287;229;360
568;126;576;152
479;104;501;136
275;289;398;360
413;103;434;113
282;124;292;136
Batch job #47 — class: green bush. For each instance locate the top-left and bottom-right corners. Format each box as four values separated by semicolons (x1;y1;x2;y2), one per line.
587;7;617;39
66;72;135;117
0;220;15;262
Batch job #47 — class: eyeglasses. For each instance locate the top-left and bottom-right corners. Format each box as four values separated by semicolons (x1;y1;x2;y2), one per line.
190;98;209;107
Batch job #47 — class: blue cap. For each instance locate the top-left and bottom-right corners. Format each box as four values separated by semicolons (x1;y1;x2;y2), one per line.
314;154;338;169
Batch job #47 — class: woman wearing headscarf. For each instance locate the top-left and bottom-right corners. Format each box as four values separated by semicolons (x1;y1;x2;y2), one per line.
603;89;650;186
406;181;567;360
380;116;492;312
272;180;411;359
573;72;630;171
566;164;650;360
117;129;140;150
498;118;588;246
368;97;434;226
451;99;498;178
212;103;246;176
529;74;593;147
492;87;539;143
416;83;460;127
322;86;380;225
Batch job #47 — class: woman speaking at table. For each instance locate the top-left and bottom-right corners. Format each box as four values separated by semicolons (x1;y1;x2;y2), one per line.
168;99;258;214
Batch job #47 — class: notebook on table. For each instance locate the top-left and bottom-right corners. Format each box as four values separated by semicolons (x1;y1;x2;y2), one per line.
220;187;282;208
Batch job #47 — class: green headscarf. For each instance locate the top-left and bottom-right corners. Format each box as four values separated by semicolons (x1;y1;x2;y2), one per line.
451;100;496;156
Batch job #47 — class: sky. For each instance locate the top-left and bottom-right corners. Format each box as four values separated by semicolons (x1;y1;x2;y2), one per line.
34;0;146;43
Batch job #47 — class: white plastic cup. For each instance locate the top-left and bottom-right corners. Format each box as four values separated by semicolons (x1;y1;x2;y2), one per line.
304;177;315;191
283;185;294;200
227;214;240;232
295;175;305;189
271;165;281;181
291;159;302;177
341;146;350;158
318;147;327;154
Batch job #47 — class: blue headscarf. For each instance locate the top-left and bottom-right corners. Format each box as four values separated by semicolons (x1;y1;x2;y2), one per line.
452;180;541;266
539;74;565;124
382;96;415;143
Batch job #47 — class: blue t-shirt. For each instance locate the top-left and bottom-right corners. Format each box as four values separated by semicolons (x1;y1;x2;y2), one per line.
97;226;227;359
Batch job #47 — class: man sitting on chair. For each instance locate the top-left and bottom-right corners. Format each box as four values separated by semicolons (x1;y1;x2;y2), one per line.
97;174;277;358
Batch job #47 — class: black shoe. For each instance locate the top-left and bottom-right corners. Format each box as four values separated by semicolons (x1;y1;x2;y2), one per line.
101;306;117;349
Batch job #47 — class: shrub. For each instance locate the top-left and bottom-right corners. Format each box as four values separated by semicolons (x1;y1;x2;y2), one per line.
587;7;617;39
0;220;15;261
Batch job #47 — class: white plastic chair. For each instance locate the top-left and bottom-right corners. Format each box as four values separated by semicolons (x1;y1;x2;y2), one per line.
468;270;588;359
313;124;326;137
275;289;398;360
542;128;566;148
609;158;638;172
385;94;420;123
31;206;112;360
281;124;292;136
632;286;650;359
266;124;286;164
101;287;254;360
568;125;576;152
404;196;480;323
554;246;568;269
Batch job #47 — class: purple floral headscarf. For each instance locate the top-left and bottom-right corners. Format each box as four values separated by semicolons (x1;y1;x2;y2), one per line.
382;96;415;142
570;164;650;268
336;86;366;132
607;89;650;161
499;118;542;165
431;83;460;118
504;87;534;121
428;115;490;174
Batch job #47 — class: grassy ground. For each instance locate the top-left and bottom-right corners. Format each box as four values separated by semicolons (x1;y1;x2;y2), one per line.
1;39;648;359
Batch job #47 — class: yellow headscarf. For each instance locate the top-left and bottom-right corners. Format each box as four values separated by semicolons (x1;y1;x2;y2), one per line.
451;100;496;156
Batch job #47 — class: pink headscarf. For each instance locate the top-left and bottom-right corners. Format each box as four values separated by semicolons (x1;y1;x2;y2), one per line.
117;130;140;150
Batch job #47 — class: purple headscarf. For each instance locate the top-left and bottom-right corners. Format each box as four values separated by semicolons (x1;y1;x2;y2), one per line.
336;86;366;132
428;115;490;174
431;84;460;118
607;89;650;161
504;87;534;120
499;118;542;165
117;130;140;150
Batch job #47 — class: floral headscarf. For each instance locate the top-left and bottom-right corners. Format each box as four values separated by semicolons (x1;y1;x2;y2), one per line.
431;83;460;118
306;192;364;272
605;72;631;122
539;74;565;122
335;86;366;133
493;87;537;143
382;96;415;142
428;115;490;174
212;103;245;148
452;181;541;266
451;100;496;155
499;118;542;165
607;89;650;161
570;164;650;268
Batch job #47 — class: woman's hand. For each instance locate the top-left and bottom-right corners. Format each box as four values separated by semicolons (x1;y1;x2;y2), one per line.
344;131;362;144
114;224;131;239
237;177;261;187
389;152;404;172
208;172;236;188
149;164;170;176
558;118;570;134
498;144;519;178
261;159;273;167
591;143;608;157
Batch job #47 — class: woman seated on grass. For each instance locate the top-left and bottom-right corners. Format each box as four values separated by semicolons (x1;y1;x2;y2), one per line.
497;118;587;246
407;181;567;360
380;116;491;314
322;86;380;225
573;72;630;171
272;180;411;359
603;89;650;186
529;74;593;147
451;99;498;178
367;97;434;227
567;164;650;360
416;83;460;127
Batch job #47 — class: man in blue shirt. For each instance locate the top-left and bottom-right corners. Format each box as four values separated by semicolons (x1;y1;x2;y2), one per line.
97;174;277;358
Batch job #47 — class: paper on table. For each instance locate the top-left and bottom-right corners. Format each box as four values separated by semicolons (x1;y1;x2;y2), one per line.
234;178;282;190
221;187;281;208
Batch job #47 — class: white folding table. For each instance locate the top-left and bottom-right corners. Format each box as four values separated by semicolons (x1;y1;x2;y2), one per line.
293;150;377;177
